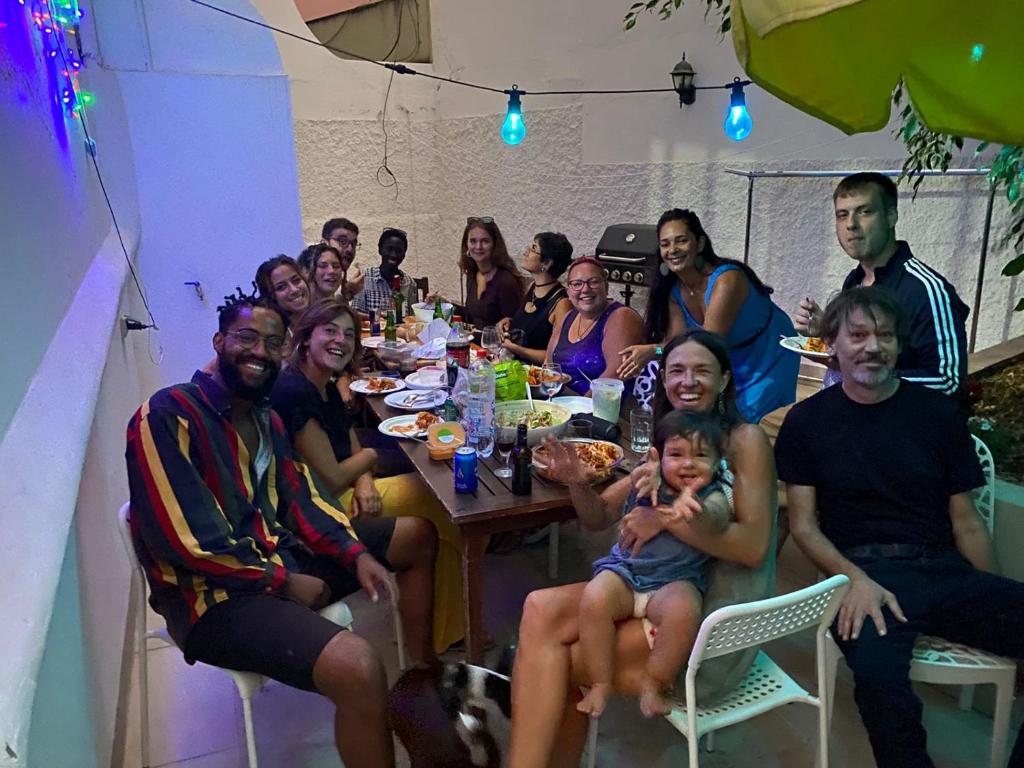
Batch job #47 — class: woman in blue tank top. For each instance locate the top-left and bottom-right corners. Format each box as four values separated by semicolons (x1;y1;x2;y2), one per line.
618;209;798;422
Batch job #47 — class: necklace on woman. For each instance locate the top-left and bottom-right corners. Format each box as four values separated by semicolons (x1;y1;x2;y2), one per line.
573;312;598;342
525;280;557;313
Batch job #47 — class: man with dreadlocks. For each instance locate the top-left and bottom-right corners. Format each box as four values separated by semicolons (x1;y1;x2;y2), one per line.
126;288;406;767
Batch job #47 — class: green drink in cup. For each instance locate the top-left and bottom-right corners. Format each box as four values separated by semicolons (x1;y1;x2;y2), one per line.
591;378;625;423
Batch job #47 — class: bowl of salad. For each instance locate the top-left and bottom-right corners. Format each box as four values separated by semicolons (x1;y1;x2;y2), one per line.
494;400;571;446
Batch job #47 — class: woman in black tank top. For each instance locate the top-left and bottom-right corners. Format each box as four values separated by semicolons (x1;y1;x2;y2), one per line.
498;232;574;364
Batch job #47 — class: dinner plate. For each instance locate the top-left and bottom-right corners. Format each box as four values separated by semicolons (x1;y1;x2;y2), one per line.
350;377;407;395
378;414;432;439
532;438;624;483
384;389;445;411
361;336;388;349
549;396;593;414
779;336;831;360
405;370;448;389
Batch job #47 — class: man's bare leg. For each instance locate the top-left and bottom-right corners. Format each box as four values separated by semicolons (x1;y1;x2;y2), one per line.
386;516;438;665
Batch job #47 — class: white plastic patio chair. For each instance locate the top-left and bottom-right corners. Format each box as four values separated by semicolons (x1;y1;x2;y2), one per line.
118;502;404;768
584;574;850;768
824;435;1015;768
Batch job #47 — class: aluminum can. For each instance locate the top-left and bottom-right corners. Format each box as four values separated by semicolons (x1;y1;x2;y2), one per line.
454;445;478;494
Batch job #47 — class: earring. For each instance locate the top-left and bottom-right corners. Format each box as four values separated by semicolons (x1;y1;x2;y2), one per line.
659;262;670;277
717;395;725;417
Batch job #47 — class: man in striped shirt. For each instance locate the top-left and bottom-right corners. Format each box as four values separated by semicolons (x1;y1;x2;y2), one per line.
795;172;969;400
126;290;411;766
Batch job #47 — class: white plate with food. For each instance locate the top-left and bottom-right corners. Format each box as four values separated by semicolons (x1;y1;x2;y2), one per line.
350;376;406;395
378;411;441;439
526;365;573;397
533;438;625;483
361;336;388;349
549;396;593;414
779;336;830;360
494;400;571;446
384;389;446;411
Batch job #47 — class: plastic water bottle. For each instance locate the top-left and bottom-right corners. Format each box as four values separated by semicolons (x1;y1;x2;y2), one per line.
463;350;496;458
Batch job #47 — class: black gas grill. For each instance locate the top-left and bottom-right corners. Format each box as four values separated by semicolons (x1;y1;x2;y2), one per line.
594;223;659;307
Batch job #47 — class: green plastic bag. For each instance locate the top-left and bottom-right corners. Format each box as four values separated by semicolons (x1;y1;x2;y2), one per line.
494;360;528;402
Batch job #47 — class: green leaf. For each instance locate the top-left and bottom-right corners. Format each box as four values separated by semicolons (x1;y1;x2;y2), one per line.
974;141;989;156
1002;253;1024;277
721;16;731;31
1015;297;1024;312
675;0;683;7
625;15;636;29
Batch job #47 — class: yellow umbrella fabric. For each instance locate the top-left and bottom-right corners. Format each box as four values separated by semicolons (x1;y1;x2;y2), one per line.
732;0;1024;145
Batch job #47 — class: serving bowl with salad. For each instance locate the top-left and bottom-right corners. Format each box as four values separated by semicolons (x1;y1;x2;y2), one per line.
494;400;571;446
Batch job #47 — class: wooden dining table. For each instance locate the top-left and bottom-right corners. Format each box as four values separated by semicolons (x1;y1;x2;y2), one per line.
364;390;637;663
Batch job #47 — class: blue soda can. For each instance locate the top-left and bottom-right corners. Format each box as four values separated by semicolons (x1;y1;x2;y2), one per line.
454;446;478;494
370;309;381;336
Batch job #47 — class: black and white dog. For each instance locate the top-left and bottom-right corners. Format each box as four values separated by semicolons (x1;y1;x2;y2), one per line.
439;661;512;767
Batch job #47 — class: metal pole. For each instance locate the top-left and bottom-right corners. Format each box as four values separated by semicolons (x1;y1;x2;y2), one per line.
969;184;997;353
743;174;754;265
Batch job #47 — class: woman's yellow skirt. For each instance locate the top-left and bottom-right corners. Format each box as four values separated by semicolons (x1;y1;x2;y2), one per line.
340;473;464;653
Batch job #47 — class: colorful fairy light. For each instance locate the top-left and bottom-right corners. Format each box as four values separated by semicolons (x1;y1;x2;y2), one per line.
10;0;92;124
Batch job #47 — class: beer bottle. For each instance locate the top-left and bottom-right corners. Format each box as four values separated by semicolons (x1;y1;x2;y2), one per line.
384;309;398;343
390;274;405;320
433;296;445;320
511;423;532;495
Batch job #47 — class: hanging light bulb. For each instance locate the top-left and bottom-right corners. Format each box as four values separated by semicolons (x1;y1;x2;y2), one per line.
500;85;526;145
723;78;753;142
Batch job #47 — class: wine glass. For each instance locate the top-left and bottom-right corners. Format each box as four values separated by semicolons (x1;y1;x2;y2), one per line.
495;429;515;478
481;326;501;359
540;363;564;399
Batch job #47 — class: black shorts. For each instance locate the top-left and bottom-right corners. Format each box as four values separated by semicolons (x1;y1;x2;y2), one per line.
182;516;395;692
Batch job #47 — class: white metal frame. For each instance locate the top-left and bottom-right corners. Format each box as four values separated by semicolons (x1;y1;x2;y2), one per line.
585;575;850;767
824;436;1014;768
118;502;404;768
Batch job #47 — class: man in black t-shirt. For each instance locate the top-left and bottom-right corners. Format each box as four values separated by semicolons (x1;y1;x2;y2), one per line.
775;287;1024;768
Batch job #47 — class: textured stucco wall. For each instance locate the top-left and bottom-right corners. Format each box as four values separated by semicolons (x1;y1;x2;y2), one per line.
294;101;1023;350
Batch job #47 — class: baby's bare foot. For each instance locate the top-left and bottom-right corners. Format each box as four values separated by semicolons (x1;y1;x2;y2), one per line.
577;683;612;717
639;682;673;719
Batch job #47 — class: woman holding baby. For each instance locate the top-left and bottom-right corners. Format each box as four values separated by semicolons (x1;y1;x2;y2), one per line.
508;329;777;767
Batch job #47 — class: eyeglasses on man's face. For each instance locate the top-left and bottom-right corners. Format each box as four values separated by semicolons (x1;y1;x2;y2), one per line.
329;235;360;250
225;329;286;354
567;277;605;291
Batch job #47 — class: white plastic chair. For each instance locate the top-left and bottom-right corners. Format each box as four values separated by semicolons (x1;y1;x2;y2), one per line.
585;575;850;768
824;435;1014;768
118;502;404;768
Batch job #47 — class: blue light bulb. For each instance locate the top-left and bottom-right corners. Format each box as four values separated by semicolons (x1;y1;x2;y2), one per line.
500;88;526;145
723;81;752;142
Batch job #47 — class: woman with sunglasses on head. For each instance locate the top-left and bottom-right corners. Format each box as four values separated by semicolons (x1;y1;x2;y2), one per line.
298;243;347;302
617;208;799;423
546;256;644;396
496;232;574;365
271;297;468;659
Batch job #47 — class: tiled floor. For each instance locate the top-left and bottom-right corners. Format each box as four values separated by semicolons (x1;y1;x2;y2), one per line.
120;525;1020;767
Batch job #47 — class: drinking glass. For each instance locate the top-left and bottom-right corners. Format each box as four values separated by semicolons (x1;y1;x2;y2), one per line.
630;407;653;456
481;326;501;358
591;378;625;423
540;363;563;399
495;431;515;478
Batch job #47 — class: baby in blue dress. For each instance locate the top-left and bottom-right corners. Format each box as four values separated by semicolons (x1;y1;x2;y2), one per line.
578;410;732;719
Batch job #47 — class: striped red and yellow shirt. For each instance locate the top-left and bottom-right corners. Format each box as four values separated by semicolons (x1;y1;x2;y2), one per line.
125;371;365;647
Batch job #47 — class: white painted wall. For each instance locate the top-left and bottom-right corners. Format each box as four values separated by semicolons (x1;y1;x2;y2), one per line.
250;0;1023;348
1;1;305;765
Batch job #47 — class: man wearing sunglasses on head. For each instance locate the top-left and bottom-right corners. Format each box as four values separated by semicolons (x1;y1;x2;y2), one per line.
350;227;419;319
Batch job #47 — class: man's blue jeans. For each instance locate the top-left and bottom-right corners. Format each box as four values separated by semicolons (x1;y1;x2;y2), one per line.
833;548;1024;768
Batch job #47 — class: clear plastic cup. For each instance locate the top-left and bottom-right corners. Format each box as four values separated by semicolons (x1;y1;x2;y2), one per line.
630;408;653;455
591;378;625;423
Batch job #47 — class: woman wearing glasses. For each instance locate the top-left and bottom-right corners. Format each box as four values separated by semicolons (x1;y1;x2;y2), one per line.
497;232;574;364
547;257;644;396
617;208;798;422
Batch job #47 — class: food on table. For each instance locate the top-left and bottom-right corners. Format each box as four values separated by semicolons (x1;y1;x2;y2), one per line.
534;441;621;470
527;366;569;386
802;337;827;353
391;411;440;435
365;377;400;392
495;409;556;429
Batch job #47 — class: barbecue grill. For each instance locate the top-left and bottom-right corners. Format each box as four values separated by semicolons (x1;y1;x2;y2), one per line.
594;223;660;307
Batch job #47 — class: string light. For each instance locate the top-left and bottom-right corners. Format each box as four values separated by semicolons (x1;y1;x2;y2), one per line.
500;86;526;146
723;78;753;142
12;0;92;123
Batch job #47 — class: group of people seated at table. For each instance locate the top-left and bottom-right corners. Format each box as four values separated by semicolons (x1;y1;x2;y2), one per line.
124;172;1023;768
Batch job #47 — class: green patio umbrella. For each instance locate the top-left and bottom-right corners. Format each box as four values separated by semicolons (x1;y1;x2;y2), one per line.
732;0;1024;145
